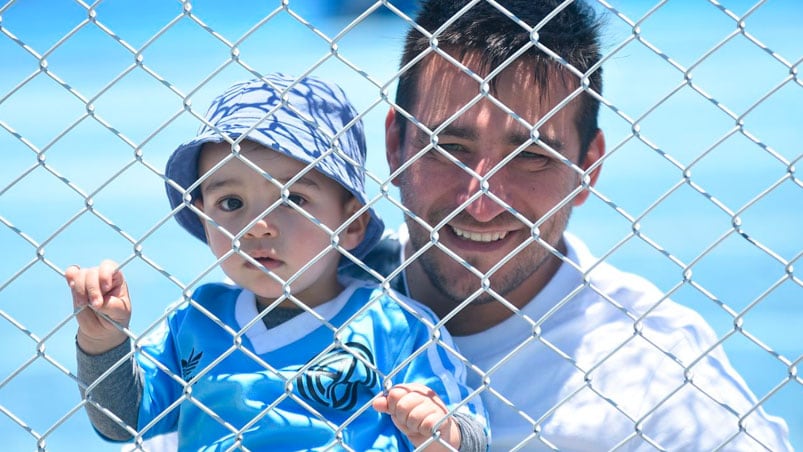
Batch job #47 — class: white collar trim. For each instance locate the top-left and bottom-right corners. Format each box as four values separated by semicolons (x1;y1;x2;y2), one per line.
234;281;363;354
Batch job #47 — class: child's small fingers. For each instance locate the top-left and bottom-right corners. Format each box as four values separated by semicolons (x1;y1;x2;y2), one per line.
372;396;390;413
65;264;80;277
67;267;89;306
413;408;444;436
84;267;104;307
98;260;121;292
65;265;81;287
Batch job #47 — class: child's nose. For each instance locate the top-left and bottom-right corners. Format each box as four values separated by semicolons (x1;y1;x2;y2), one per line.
245;210;279;238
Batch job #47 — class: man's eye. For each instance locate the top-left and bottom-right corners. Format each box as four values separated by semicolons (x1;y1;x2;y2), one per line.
218;197;243;212
519;151;549;160
429;143;468;164
438;143;464;155
517;150;553;164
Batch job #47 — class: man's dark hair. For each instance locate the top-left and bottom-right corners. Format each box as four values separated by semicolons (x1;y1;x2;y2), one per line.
395;0;604;162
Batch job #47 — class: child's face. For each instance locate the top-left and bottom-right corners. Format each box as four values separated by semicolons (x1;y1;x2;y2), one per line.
195;141;366;307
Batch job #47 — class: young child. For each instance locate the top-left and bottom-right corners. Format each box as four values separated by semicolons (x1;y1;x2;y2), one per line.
66;74;488;451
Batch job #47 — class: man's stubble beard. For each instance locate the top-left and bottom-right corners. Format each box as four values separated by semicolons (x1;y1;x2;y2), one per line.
407;206;572;307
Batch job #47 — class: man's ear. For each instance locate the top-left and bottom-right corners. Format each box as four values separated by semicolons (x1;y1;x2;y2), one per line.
339;197;369;251
572;129;605;207
385;108;403;187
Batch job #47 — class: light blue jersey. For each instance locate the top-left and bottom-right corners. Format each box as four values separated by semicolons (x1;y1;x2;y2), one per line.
134;280;486;451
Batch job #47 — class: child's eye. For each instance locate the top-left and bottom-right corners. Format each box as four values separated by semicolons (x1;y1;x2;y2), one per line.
284;193;307;207
218;197;243;212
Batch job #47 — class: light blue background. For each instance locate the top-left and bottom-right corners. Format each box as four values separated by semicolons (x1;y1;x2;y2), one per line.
0;1;800;450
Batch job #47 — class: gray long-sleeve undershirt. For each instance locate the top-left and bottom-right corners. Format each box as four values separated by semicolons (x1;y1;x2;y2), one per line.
76;338;141;441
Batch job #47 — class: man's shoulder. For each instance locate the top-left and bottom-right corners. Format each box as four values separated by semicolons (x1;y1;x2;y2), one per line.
559;233;721;344
564;235;727;358
339;231;405;292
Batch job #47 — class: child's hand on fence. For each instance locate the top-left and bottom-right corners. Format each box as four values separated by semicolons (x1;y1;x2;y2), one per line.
372;382;461;451
65;260;131;355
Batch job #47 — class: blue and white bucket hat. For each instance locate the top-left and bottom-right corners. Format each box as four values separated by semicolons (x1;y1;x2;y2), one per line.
165;74;384;262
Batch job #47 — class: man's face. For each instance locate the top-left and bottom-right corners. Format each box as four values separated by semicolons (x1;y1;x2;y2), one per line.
387;54;603;307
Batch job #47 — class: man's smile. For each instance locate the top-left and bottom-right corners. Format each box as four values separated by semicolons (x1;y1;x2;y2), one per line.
450;225;509;243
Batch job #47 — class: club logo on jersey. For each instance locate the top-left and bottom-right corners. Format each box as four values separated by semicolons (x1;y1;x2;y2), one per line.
296;342;378;411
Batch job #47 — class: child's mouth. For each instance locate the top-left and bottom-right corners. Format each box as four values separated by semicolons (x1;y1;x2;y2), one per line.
244;252;282;270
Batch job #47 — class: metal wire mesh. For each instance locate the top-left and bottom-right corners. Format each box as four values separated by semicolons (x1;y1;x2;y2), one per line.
0;0;800;450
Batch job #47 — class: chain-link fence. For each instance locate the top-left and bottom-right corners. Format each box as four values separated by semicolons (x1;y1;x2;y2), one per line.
1;0;801;450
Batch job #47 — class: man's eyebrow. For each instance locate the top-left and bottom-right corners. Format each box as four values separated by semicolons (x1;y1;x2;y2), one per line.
422;121;565;152
530;133;564;152
435;123;478;141
502;128;565;152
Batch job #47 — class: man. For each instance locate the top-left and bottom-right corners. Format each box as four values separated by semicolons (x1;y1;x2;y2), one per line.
348;0;793;450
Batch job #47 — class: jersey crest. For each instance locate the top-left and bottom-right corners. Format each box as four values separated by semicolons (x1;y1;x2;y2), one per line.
295;342;378;411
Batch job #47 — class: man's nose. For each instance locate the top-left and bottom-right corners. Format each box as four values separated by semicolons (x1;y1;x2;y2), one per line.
457;159;511;223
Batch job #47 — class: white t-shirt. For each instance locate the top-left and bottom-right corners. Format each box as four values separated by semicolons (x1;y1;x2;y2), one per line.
395;228;792;451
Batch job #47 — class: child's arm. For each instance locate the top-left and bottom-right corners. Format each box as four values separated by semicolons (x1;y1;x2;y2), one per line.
66;260;140;440
373;382;468;451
